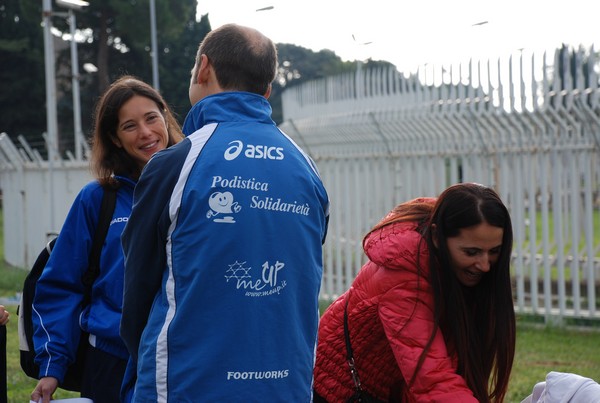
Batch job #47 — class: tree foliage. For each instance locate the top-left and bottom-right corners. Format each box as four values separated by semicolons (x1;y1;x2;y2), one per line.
1;1;394;152
0;0;46;141
67;0;197;93
158;13;211;122
1;0;202;153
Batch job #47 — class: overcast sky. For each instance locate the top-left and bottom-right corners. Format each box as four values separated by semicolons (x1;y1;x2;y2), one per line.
197;0;600;74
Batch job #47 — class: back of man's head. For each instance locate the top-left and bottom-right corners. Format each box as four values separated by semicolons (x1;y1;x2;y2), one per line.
196;24;277;96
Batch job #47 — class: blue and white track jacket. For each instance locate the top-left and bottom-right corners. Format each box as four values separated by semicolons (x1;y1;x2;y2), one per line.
120;92;330;402
33;177;134;382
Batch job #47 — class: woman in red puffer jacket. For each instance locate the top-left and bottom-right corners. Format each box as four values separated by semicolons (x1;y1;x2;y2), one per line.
313;183;515;403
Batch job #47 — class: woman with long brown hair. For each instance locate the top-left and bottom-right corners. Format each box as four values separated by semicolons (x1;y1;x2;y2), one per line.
31;76;183;403
314;183;516;402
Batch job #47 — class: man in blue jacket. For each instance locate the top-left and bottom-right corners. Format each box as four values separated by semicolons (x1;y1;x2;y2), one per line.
120;23;329;402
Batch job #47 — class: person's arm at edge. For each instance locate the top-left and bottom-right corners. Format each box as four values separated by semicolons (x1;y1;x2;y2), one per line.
0;305;8;325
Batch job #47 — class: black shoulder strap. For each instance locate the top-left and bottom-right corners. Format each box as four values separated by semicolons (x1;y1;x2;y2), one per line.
344;294;364;393
81;185;118;305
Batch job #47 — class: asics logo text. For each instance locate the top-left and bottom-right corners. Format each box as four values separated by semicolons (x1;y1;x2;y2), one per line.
224;140;284;161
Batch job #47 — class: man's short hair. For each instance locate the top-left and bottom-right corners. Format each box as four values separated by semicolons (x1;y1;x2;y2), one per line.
195;24;277;95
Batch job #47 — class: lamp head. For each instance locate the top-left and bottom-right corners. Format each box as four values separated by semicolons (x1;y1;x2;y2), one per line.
56;0;90;11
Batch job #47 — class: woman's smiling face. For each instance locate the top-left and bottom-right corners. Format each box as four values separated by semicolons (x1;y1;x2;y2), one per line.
114;95;169;169
445;222;504;287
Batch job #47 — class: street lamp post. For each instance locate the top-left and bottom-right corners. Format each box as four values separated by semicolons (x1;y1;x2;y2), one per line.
41;0;88;231
150;0;159;90
42;0;58;164
67;9;83;160
42;0;58;231
57;0;89;161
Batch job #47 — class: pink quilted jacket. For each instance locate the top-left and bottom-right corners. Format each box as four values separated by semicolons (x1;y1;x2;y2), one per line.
313;219;477;402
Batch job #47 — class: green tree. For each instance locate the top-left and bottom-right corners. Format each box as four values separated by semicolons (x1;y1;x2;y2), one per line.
66;0;196;93
2;2;398;150
0;0;46;143
158;13;212;124
66;0;202;134
1;0;199;154
48;0;197;152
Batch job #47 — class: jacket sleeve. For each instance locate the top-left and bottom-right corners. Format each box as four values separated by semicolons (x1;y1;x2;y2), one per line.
32;184;101;382
120;144;187;363
379;279;478;402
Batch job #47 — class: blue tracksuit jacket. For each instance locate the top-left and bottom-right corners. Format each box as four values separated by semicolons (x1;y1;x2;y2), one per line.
120;92;329;402
32;177;134;383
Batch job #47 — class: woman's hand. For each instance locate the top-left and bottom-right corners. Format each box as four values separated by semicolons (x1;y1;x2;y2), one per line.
0;305;9;325
31;377;59;403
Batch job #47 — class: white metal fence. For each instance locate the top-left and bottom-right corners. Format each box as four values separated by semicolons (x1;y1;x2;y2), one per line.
280;47;600;322
0;133;92;270
1;47;599;322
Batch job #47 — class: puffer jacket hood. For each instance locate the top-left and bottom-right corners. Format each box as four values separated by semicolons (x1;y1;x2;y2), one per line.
363;196;436;273
364;220;428;273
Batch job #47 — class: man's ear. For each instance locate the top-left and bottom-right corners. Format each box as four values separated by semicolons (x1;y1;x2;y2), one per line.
198;54;211;83
264;83;272;99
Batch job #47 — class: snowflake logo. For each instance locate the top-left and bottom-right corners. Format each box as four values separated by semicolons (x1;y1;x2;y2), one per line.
224;261;251;282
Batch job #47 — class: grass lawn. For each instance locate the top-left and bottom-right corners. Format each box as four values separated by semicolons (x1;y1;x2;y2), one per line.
3;309;79;402
509;320;600;401
2;207;600;401
2;290;600;402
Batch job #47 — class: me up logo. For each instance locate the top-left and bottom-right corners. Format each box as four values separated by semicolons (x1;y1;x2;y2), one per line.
224;260;287;297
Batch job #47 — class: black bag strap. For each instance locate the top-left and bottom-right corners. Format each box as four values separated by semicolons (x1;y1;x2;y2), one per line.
344;295;364;393
81;185;118;305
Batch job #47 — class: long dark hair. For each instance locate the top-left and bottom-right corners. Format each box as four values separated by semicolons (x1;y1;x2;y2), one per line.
426;183;514;402
367;184;515;402
90;75;184;185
